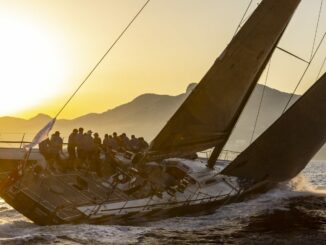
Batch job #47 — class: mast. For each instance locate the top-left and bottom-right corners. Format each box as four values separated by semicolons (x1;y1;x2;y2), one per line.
146;0;301;164
207;146;220;169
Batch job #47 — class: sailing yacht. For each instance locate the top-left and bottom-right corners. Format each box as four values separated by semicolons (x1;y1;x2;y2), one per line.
0;0;325;225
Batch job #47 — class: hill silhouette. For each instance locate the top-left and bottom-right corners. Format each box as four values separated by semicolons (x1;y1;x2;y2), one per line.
1;83;325;159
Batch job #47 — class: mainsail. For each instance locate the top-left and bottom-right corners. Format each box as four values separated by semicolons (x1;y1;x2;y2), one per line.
146;0;301;161
221;72;326;182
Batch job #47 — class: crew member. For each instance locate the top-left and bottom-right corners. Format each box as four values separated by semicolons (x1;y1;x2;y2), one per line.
138;137;149;151
103;134;118;172
68;129;78;160
83;130;95;162
76;127;84;160
129;135;140;152
50;131;63;160
93;132;102;176
119;133;131;151
112;132;122;152
39;138;51;159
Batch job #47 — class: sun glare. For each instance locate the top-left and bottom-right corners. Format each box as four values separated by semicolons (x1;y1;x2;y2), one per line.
0;13;66;117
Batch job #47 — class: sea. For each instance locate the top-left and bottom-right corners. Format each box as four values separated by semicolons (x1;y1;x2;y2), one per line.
0;161;324;245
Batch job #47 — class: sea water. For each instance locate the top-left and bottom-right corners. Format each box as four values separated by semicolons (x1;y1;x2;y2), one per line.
0;161;324;244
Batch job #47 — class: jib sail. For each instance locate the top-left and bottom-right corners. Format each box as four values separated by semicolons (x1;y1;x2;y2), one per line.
221;73;326;182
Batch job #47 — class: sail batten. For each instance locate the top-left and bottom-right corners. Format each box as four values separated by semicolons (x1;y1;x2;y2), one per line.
221;72;326;182
146;0;301;161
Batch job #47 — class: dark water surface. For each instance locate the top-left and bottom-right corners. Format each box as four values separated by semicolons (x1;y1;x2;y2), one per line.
0;161;324;244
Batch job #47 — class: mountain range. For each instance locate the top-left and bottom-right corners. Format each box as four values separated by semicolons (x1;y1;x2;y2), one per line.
1;83;325;160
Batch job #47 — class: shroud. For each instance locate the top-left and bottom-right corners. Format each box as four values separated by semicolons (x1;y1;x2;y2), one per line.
221;73;326;182
146;0;301;161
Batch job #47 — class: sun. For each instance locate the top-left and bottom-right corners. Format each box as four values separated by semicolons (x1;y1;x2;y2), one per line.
0;13;66;117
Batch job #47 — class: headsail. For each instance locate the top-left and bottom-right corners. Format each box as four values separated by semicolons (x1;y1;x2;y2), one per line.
146;0;301;161
221;72;326;182
24;118;56;150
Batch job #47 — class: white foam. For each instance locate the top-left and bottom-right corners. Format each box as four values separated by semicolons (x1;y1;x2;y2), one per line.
290;174;326;196
147;174;325;231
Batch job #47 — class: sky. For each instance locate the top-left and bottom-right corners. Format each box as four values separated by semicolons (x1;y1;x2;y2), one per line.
0;0;326;119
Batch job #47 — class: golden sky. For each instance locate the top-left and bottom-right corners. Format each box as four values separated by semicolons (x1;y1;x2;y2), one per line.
0;0;326;119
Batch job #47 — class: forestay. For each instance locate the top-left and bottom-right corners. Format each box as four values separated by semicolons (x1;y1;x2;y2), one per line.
146;0;301;161
221;73;326;182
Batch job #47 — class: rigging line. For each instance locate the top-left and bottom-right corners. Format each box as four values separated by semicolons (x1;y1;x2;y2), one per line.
276;47;309;64
249;60;272;144
310;0;324;60
267;0;322;65
240;2;261;28
54;0;151;119
233;0;253;37
281;0;324;113
282;32;326;114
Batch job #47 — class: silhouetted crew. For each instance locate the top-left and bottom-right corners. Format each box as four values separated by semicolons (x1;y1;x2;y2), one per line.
68;129;78;160
83;130;95;161
103;134;118;172
76;127;84;159
108;135;119;150
93;132;102;176
39;138;51;159
103;134;117;152
112;132;122;152
129;135;140;152
93;133;102;149
93;132;102;160
103;134;109;150
138;137;149;151
50;131;63;160
119;133;131;151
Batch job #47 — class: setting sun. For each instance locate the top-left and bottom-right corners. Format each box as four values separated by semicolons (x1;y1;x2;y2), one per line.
0;13;66;117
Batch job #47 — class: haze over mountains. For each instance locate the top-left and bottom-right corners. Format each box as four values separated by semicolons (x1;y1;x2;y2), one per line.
1;83;325;159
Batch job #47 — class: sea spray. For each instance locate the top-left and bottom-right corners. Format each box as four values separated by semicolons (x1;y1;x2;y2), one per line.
288;174;316;192
290;165;326;195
